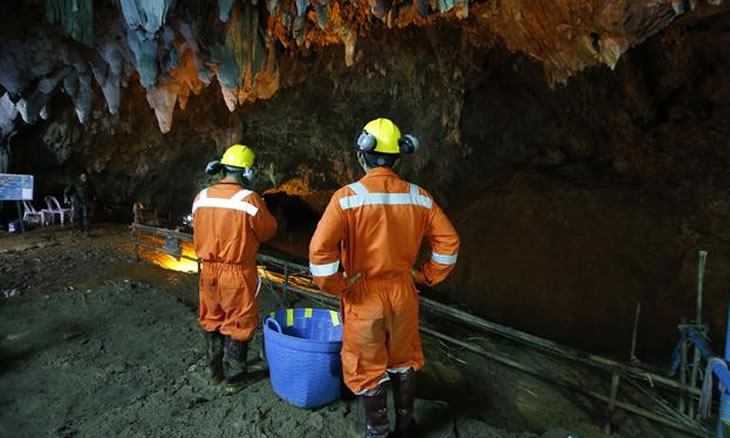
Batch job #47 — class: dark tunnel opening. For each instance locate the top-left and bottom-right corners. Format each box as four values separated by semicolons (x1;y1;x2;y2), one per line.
262;192;321;261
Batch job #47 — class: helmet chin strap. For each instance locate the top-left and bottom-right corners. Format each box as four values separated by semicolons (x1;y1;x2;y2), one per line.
357;151;370;172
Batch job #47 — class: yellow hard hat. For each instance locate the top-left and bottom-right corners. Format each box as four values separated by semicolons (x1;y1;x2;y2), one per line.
220;144;255;169
360;118;402;154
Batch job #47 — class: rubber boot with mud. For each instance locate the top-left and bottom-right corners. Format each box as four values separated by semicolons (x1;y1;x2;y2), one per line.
360;387;389;438
203;330;224;385
222;337;248;394
389;370;417;437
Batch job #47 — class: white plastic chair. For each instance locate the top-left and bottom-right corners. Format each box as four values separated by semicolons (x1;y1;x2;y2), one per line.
43;196;73;226
22;201;50;226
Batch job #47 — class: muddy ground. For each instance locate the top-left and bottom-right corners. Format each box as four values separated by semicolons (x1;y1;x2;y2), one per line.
0;225;696;437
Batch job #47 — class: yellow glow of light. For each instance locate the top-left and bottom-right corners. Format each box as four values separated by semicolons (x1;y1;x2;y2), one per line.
145;241;199;273
142;239;320;296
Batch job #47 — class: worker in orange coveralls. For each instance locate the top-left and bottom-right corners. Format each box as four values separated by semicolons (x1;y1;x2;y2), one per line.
309;118;460;437
192;144;277;394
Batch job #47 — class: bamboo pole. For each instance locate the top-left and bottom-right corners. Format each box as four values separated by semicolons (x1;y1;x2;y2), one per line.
630;302;641;363
689;250;709;419
419;326;711;438
603;373;621;434
419;295;702;397
131;223;193;241
623;375;698;429
680;323;689;414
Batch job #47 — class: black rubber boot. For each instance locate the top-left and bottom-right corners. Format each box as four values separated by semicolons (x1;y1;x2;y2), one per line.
203;330;224;385
223;337;248;394
360;387;389;438
389;370;417;437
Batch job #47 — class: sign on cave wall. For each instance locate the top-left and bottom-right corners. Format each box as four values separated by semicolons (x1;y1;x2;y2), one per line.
0;174;34;200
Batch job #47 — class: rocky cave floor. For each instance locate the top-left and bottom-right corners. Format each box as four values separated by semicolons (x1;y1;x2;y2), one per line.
0;224;693;438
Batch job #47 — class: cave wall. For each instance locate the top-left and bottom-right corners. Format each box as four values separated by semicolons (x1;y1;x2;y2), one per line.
449;15;730;359
3;1;730;359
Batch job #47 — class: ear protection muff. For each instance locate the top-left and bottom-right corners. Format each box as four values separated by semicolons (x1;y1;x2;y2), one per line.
355;130;377;151
242;166;256;182
206;160;223;175
398;134;419;154
354;129;420;154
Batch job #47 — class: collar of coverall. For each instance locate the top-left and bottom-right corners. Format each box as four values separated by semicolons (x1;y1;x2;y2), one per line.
214;177;245;187
362;167;399;180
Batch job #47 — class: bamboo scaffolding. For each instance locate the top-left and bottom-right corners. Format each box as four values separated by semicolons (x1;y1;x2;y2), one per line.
419;326;712;438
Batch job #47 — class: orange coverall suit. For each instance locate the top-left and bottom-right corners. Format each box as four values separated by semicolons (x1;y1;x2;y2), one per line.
309;167;460;394
193;180;277;341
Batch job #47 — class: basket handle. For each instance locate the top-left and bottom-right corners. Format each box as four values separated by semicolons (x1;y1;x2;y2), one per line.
266;316;282;333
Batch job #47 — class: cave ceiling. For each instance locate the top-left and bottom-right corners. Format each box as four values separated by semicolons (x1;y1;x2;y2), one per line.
0;0;727;139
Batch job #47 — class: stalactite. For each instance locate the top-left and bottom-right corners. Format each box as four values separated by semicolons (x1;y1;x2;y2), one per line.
2;0;726;135
0;142;8;173
0;40;56;96
39;68;71;94
455;0;468;19
127;29;159;88
119;0;174;35
16;91;51;125
119;0;175;88
0;93;18;138
145;85;177;133
90;53;121;114
45;0;94;46
253;36;280;100
437;0;454;13
63;72;93;124
417;0;429;16
341;27;357;67
293;15;306;45
218;0;235;22
296;0;308;16
266;0;279;14
316;5;328;29
161;26;180;74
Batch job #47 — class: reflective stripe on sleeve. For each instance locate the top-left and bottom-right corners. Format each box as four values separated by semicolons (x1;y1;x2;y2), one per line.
432;252;458;265
309;260;340;277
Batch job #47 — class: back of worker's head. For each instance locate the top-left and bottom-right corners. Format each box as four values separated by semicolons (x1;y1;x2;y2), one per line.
205;144;257;182
354;118;419;169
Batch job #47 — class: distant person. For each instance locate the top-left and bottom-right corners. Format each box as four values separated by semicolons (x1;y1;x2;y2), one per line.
132;202;144;225
64;171;94;236
309;118;460;438
192;144;277;394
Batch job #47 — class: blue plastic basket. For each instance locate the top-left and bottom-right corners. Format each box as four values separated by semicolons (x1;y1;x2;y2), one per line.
263;308;344;408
